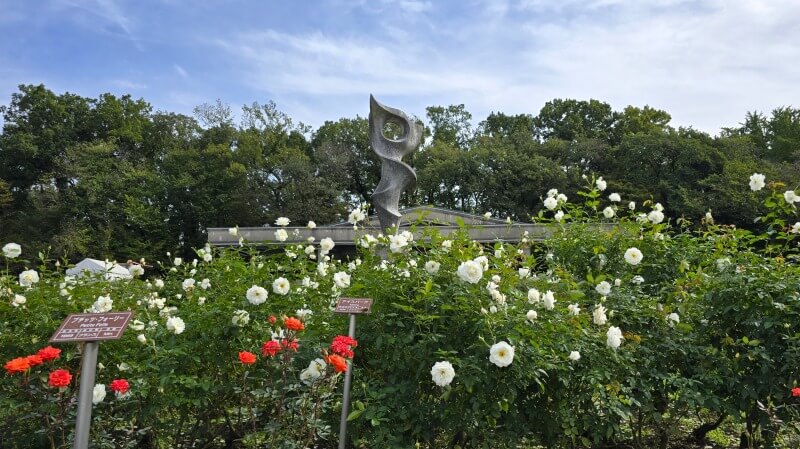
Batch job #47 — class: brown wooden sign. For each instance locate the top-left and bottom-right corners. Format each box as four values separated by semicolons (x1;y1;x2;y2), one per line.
50;312;134;343
334;297;373;314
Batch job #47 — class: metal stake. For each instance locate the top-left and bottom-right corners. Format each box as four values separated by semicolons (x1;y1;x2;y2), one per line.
73;341;99;449
338;313;357;449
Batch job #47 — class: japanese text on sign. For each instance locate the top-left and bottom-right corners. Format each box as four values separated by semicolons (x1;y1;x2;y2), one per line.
334;297;373;314
50;312;134;343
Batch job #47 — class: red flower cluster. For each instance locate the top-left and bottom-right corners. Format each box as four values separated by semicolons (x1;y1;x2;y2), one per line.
48;369;72;388
110;379;130;395
330;335;358;358
4;346;62;375
238;351;257;365
261;340;281;357
281;338;299;352
284;317;304;331
792;387;800;397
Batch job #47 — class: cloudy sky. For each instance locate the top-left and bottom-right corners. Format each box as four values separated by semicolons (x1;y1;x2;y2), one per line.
1;0;798;134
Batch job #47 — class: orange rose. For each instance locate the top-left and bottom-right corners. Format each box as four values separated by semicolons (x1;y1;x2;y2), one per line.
284;317;304;331
326;354;348;373
238;351;257;365
26;354;44;367
37;346;61;362
4;357;31;375
48;369;72;388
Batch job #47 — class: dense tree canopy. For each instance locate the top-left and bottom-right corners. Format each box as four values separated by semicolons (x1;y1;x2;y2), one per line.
0;84;797;262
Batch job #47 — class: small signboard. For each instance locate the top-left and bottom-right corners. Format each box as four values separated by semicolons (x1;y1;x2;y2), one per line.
334;297;373;314
50;312;134;343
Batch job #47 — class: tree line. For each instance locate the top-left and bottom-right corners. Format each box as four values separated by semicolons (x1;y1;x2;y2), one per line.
1;84;798;262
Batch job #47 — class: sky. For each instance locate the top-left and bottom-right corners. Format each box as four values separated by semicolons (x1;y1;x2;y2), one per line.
1;0;798;135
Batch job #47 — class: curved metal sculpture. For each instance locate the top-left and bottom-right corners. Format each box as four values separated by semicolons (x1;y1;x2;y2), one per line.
369;95;422;232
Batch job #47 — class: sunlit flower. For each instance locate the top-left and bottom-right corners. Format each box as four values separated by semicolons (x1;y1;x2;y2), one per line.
527;288;540;304
19;270;39;287
181;278;195;291
792;222;800;234
129;264;144;276
2;243;21;258
154;279;164;289
483;212;492;219
275;217;290;226
602;207;615;218
607;326;623;349
526;310;538;322
231;309;250;327
430;361;456;387
648;210;665;224
92;384;106;404
110;379;130;397
11;294;26;307
457;260;483;284
441;240;452;251
348;208;366;224
274;229;288;242
518;268;530;278
543;197;558;210
784;190;799;204
593;304;608;325
333;271;351;288
173;257;182;266
749;173;766;191
569;351;581;362
628;201;636;210
320;237;335;253
307;221;316;229
608;193;621;202
91;295;113;313
166;316;185;334
596;177;607;191
48;369;72;388
543;290;556;310
624;247;643;265
554;210;565;222
595;281;611;296
425;261;440;274
568;304;580;315
246;285;268;305
272;277;290;295
489;341;515;367
389;234;409;253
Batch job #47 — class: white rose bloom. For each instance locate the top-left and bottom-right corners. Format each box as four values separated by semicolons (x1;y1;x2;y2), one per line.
181;278;195;291
11;294;26;307
474;256;489;271
631;275;645;285
333;271;351;288
246;285;268;305
569;351;581;362
647;210;664;224
547;188;559;197
389;234;409;253
300;368;321;385
749;173;766;191
317;262;329;276
596;177;607;191
784;190;800;204
543;290;556;310
137;334;147;344
526;309;538;322
197;296;206;305
92;384;106;404
275;217;291;226
198;278;210;290
203;253;212;262
2;243;21;258
554;210;565;222
307;221;317;229
130;320;146;331
457;260;483;284
166;316;186;335
602;207;615;218
483;212;492;219
231;309;250;327
272;277;290;295
489;305;498;314
607;326;624;349
667;312;680;326
489;341;515;368
173;257;182;266
608;193;621;202
430;361;456;387
228;227;239;236
348;209;366;224
543;197;558;210
624;247;643;265
527;288;541;304
425;261;440;275
129;264;144;276
557;193;568;203
274;229;288;242
320;237;335;253
654;202;664;212
92;295;113;313
19;270;40;287
593;304;608;325
518;268;530;278
792;222;800;234
628;201;636;210
614;278;622;287
296;308;313;319
595;281;612;296
441;240;452;251
154;279;164;289
568;303;580;315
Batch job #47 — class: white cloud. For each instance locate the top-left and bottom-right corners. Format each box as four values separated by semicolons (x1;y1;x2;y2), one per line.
173;64;189;79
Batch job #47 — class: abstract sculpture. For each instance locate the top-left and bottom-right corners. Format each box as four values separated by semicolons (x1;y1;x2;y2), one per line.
369;95;423;232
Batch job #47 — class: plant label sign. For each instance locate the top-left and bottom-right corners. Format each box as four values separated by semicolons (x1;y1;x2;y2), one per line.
50;312;134;343
334;297;373;314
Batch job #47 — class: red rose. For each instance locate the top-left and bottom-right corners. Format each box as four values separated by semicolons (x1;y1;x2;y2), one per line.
284;317;304;331
37;346;61;362
330;335;358;358
4;357;31;375
110;379;130;394
261;340;281;357
792;387;800;397
268;315;277;325
48;369;72;388
238;351;257;365
26;354;43;367
325;354;348;373
281;338;299;352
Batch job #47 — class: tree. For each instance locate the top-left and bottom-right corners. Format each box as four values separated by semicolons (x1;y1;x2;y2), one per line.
425;104;473;148
533;99;617;143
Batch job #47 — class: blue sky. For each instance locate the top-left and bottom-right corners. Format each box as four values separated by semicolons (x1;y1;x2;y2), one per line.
1;0;798;134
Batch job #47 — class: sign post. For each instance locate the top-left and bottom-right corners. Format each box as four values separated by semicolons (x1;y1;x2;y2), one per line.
49;311;134;449
334;298;372;449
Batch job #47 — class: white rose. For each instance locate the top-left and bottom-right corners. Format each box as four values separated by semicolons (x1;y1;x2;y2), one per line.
628;201;636;210
246;285;268;305
441;240;452;250
274;229;288;242
231;309;250;327
430;361;456;387
543;197;558;210
348;209;366;224
595;281;612;296
92;384;106;404
557;193;568;203
784;190;799;204
166;316;186;335
154;279;164;289
137;334;147;344
567;304;580;315
333;271;351;288
608;193;621;202
518;268;530;278
320;237;335;253
275;217;290;226
792;222;800;234
173;257;182;266
92;295;113;313
527;288;540;304
596;177;607;191
569;351;581;362
593;304;608;326
2;243;21;258
19;270;39;287
425;261;440;275
489;341;515;368
602;207;615;218
632;275;645;284
526;310;538;322
307;221;316;229
667;312;680;327
11;294;26;307
607;326;623;349
554;210;565;222
624;247;643;265
648;210;664;224
456;260;483;284
543;290;556;310
272;277;290;295
181;278;195;291
749;173;766;191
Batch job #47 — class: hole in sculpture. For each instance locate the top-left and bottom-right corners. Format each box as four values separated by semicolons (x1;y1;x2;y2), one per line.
382;119;405;141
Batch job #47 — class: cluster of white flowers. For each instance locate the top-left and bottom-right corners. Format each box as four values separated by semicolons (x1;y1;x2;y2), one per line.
489;341;515;367
2;242;21;258
430;361;456;387
166;316;185;334
246;285;268;305
231;309;250;327
457;259;484;284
